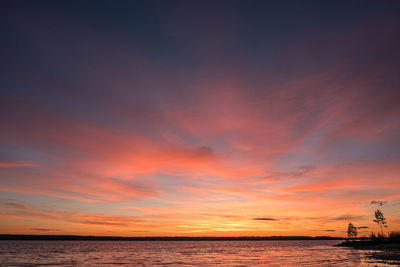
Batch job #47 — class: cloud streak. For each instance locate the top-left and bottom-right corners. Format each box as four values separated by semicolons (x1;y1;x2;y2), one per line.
252;218;278;221
370;200;388;206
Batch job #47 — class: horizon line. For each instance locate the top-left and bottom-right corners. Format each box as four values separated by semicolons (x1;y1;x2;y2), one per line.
0;234;348;241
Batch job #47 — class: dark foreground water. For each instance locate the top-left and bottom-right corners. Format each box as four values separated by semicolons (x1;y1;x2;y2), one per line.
0;240;395;266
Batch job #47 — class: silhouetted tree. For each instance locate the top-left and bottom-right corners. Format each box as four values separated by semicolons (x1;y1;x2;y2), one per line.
347;222;357;240
373;209;387;236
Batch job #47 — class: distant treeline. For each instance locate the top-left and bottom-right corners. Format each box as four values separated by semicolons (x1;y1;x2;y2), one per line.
0;234;343;241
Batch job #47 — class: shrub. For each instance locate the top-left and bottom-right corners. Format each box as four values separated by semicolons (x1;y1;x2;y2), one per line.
370;232;377;243
369;232;385;243
388;231;400;243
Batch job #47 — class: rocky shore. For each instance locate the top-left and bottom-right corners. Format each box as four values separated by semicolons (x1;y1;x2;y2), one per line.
334;240;400;265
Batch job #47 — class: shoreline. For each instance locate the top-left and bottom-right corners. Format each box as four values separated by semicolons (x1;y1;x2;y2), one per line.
334;240;400;250
334;240;400;264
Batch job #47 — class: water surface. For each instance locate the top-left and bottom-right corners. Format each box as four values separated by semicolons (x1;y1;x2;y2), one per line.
0;240;393;266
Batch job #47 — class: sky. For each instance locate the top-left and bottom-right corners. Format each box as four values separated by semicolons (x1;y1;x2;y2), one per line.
1;0;400;237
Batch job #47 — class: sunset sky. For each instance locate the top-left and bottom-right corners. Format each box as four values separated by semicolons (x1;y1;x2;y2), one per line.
1;1;400;237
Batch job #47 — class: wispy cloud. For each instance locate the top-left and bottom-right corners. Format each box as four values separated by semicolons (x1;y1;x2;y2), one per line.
31;228;60;231
0;162;36;168
331;215;367;221
3;202;30;210
370;200;388;206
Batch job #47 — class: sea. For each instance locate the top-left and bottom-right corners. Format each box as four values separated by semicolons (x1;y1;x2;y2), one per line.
0;240;395;266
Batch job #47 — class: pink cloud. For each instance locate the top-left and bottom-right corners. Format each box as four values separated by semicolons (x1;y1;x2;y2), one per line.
0;161;36;168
